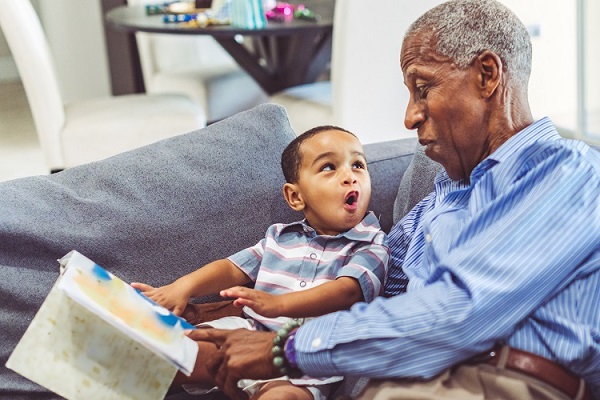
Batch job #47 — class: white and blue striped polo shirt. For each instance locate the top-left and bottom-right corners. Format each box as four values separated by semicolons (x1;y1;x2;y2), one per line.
228;211;388;331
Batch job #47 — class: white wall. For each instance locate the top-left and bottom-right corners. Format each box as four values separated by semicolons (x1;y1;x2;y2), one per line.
499;0;578;132
582;0;599;140
0;0;111;103
584;0;599;115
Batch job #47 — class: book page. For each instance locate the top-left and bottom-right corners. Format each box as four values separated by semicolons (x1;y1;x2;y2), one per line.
57;250;198;375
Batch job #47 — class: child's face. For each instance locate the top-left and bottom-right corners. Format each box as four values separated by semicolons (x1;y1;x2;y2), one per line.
287;129;371;236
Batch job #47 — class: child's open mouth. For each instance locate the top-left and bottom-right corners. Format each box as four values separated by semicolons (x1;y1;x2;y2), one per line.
345;191;359;209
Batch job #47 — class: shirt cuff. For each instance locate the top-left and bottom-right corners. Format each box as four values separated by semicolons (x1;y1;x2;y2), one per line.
294;312;341;377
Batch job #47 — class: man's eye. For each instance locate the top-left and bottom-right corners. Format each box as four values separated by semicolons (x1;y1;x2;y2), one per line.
416;85;428;99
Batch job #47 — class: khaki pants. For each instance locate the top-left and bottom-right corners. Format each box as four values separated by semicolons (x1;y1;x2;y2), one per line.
353;363;587;400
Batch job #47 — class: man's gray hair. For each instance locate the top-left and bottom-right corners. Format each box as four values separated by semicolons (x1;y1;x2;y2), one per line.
405;0;532;87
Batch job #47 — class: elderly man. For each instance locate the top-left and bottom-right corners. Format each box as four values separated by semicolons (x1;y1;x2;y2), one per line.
190;1;600;399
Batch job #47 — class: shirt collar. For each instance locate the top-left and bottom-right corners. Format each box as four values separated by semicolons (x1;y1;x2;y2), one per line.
468;117;559;183
283;211;382;243
432;117;560;191
486;117;560;164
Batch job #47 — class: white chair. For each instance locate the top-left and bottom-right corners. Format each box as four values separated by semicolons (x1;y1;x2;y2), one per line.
127;0;269;123
0;0;207;172
270;0;445;144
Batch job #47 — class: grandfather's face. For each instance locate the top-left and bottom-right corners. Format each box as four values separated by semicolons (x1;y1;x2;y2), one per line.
400;33;492;181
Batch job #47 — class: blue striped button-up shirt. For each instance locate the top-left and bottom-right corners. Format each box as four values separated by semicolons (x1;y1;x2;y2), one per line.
294;118;600;396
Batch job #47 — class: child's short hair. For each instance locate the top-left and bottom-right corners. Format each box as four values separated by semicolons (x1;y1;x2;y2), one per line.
281;125;356;183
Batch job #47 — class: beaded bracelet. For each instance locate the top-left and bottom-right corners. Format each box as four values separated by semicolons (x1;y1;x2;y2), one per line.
272;320;303;379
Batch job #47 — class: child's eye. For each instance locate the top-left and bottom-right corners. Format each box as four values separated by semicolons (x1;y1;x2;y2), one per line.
353;161;366;169
321;163;335;171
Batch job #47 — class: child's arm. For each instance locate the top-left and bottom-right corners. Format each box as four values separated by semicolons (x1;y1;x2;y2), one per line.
131;258;251;316
220;277;363;318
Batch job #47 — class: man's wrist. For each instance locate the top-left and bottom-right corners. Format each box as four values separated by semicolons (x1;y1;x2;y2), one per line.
272;320;303;378
283;328;299;369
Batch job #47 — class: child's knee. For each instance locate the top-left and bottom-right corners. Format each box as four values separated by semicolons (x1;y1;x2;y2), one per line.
251;381;313;400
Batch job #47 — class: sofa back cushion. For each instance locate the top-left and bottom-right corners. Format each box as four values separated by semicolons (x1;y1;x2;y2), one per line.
363;137;419;231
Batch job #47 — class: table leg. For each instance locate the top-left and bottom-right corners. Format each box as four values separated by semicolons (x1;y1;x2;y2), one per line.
214;29;332;95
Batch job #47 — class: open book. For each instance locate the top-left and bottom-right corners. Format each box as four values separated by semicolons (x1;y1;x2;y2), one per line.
6;250;199;400
56;250;198;373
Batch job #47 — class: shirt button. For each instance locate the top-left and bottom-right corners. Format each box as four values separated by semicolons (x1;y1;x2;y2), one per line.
300;281;307;287
311;338;322;348
425;234;432;243
310;253;317;259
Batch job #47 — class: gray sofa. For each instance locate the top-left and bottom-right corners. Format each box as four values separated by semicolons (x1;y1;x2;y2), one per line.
0;104;438;399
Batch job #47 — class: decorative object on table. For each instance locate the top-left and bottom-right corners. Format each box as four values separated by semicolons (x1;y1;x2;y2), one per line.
265;2;294;21
265;2;319;22
230;0;266;29
209;0;232;23
6;251;198;400
294;4;318;21
154;1;227;25
145;1;199;15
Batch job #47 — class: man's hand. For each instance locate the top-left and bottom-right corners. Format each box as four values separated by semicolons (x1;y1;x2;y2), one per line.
130;282;189;316
187;328;282;400
220;286;283;317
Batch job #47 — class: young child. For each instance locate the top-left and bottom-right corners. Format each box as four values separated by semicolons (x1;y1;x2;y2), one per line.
131;125;389;400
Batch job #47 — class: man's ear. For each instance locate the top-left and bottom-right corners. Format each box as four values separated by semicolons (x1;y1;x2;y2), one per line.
283;183;305;211
477;50;502;98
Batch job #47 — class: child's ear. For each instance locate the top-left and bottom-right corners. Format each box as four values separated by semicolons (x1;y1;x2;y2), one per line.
283;183;305;211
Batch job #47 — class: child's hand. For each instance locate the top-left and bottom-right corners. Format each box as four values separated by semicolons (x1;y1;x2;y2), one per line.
130;282;189;316
220;286;282;318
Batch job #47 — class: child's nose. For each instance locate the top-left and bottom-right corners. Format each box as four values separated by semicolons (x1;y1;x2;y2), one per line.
342;169;358;185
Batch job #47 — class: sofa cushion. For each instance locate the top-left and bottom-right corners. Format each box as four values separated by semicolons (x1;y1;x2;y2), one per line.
363;137;418;232
0;103;298;398
392;143;442;224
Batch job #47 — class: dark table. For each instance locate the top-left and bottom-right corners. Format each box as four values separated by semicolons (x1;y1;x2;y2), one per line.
105;1;335;95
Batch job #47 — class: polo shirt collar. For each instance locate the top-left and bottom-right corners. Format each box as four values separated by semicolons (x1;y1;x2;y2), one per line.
284;211;382;243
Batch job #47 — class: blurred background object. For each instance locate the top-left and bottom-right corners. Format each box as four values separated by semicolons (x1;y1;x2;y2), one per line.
0;0;206;172
126;0;268;123
0;0;598;181
269;0;446;144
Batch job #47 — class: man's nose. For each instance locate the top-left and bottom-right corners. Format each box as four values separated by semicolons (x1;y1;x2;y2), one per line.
404;101;425;130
